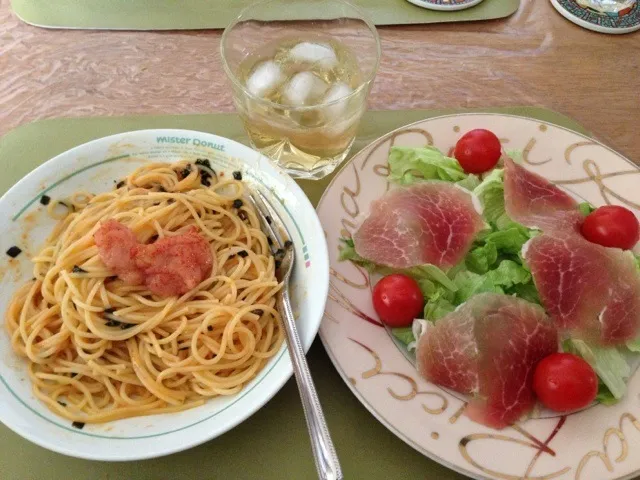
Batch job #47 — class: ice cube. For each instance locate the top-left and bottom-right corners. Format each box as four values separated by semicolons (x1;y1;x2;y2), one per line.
281;71;329;107
289;42;338;70
246;60;284;98
322;82;353;119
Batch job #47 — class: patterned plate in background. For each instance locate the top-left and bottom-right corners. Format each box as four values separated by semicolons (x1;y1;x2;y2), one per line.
405;0;485;12
550;0;640;34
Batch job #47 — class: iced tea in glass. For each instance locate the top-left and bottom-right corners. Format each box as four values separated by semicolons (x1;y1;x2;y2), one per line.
221;0;380;179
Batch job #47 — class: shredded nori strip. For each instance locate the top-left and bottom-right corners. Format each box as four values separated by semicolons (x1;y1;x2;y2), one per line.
232;199;243;209
207;326;213;331
267;237;273;246
180;165;192;179
232;171;242;180
265;216;272;224
72;421;85;430
40;195;51;206
57;201;74;212
116;180;125;189
6;246;21;258
72;265;87;274
237;250;249;258
195;159;216;187
284;240;293;249
200;173;212;187
104;308;122;327
57;401;67;407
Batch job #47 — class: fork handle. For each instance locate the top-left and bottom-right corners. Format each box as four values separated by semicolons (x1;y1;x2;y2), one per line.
278;288;343;480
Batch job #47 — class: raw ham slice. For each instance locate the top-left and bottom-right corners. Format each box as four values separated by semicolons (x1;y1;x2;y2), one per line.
523;232;640;345
353;182;485;269
416;310;478;394
503;158;582;231
502;158;640;344
416;293;558;429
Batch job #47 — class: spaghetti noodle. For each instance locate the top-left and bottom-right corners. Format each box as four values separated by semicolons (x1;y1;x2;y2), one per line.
6;161;284;424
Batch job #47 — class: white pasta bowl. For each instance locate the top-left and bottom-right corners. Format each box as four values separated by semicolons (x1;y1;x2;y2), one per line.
0;129;329;461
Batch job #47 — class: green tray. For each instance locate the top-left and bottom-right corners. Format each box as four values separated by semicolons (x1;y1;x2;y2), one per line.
0;107;587;480
11;0;520;30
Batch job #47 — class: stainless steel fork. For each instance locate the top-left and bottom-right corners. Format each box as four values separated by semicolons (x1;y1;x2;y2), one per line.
247;190;343;480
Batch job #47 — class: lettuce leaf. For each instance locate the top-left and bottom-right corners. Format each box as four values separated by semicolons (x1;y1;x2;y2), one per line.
392;327;415;346
483;227;532;255
596;383;619;406
487;260;532;289
416;264;457;291
473;169;505;223
338;237;367;263
578;201;596;216
465;242;498;274
456;174;481;191
388;146;467;185
626;337;640;352
507;282;542;305
452;271;504;304
423;289;456;322
452;260;532;304
563;339;631;400
338;238;457;296
505;149;524;164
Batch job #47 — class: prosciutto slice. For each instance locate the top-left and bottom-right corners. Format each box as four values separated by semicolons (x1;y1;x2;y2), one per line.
353;182;484;269
502;158;640;344
523;232;640;345
416;293;558;429
503;158;582;231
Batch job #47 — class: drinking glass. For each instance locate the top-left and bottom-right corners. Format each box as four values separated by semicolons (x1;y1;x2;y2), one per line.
221;0;380;179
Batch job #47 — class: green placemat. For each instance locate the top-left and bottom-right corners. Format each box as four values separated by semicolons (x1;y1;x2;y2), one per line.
0;107;586;480
11;0;520;30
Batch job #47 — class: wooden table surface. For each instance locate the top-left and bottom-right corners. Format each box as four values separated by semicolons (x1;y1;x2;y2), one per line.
0;0;638;163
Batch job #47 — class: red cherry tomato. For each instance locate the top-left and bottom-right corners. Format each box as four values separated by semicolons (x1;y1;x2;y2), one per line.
372;274;424;328
581;205;640;250
453;129;502;174
533;353;598;412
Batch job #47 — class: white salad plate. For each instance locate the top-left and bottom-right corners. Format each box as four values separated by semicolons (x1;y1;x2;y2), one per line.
317;113;640;480
0;129;329;461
